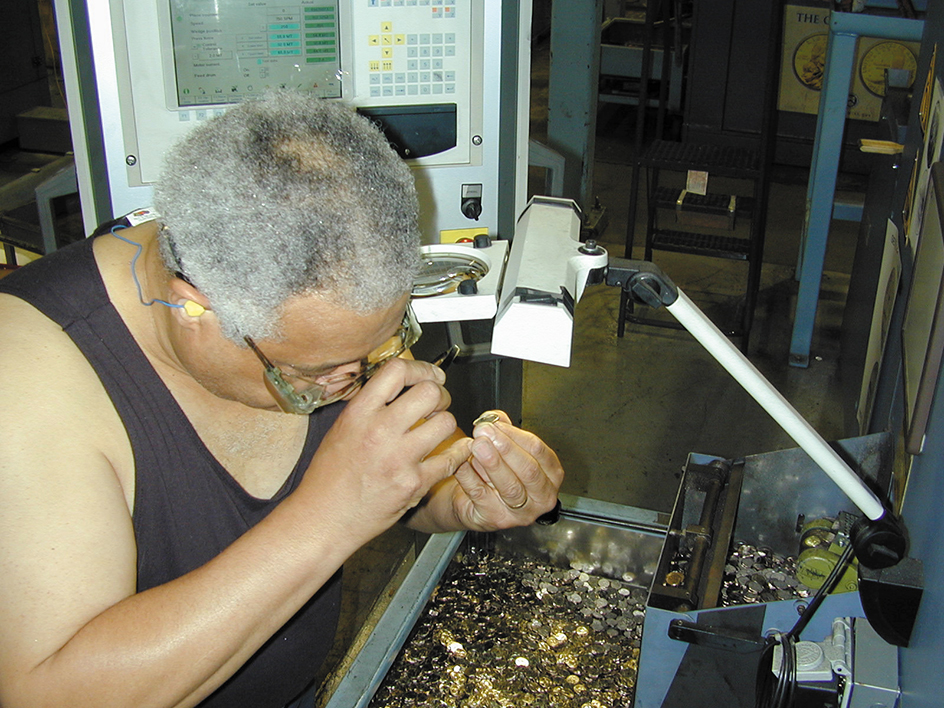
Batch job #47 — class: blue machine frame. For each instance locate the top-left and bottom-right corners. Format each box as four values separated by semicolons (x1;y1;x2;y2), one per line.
791;8;925;367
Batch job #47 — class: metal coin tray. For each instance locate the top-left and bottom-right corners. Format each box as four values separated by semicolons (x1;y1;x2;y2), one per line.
369;549;647;707
322;496;666;708
322;434;892;708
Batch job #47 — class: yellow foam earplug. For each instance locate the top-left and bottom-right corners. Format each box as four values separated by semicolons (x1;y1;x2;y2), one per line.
183;300;206;317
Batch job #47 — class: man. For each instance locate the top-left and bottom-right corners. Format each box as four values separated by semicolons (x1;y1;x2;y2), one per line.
0;91;563;708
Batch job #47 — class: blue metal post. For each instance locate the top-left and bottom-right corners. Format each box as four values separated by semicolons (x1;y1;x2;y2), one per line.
789;12;924;367
547;0;603;208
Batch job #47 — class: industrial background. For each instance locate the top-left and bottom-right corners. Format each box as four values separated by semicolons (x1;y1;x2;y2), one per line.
1;0;941;706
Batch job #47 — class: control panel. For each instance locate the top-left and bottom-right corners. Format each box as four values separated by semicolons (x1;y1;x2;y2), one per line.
59;0;525;241
115;1;480;183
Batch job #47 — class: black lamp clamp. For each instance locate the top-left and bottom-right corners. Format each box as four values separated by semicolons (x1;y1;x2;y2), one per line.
604;257;680;309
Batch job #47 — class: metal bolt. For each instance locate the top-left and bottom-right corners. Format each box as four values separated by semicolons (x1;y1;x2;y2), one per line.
471;134;483;146
126;155;137;166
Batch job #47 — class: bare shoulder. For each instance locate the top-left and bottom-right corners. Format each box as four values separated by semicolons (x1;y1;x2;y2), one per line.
0;291;133;494
0;292;137;675
0;292;129;470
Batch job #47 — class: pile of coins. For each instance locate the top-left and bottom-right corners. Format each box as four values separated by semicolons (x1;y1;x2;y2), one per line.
719;543;815;606
369;550;647;708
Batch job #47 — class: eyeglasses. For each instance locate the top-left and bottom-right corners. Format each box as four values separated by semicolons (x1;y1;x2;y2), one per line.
244;305;423;414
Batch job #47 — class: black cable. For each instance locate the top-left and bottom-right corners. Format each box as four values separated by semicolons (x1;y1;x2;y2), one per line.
755;640;776;708
756;629;799;708
781;633;796;708
787;540;856;640
755;535;857;708
756;632;794;708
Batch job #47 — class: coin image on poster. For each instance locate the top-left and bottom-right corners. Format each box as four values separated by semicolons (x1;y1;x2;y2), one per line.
920;44;937;134
928;108;941;168
860;41;918;97
793;33;828;91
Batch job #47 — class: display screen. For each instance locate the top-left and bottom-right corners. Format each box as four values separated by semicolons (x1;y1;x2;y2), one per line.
168;0;342;106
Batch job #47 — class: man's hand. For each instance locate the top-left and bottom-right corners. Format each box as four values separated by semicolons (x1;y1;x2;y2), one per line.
407;410;564;533
294;357;472;542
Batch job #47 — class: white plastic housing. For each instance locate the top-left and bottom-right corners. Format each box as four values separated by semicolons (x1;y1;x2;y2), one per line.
491;197;608;367
411;240;509;323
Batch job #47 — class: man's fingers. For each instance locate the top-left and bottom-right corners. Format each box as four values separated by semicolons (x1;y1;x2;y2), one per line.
348;358;453;435
474;420;564;489
453;458;493;507
359;358;446;407
469;435;533;508
466;413;564;517
424;436;473;485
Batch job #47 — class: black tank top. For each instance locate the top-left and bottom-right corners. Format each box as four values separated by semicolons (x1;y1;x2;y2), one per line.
0;237;344;707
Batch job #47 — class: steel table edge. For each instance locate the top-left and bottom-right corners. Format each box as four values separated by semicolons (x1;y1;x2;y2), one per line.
323;530;466;708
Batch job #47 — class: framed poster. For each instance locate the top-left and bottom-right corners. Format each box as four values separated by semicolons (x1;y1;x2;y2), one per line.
903;163;944;454
907;79;944;249
778;4;920;122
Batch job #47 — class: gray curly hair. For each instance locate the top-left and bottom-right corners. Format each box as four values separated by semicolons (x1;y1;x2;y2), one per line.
153;90;421;342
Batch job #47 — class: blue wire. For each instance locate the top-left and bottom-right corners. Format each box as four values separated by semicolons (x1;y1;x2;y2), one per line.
110;225;183;309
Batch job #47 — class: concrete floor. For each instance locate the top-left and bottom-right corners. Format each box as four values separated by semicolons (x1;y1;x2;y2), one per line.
519;41;860;515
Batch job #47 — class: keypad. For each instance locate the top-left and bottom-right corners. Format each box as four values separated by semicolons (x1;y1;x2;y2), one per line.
366;14;458;98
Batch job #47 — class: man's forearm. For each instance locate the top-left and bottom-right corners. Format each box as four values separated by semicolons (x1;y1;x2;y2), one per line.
3;496;355;708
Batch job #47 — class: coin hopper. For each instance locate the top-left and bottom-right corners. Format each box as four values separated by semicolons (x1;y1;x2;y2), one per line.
318;434;889;708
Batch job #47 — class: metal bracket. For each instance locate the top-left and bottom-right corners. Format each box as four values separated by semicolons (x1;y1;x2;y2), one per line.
605;257;679;308
667;619;766;654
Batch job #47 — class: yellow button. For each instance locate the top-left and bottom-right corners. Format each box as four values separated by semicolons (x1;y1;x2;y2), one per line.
382;60;393;71
395;34;406;45
439;227;489;244
381;47;393;58
369;60;380;71
368;35;379;46
382;34;392;45
381;21;392;32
